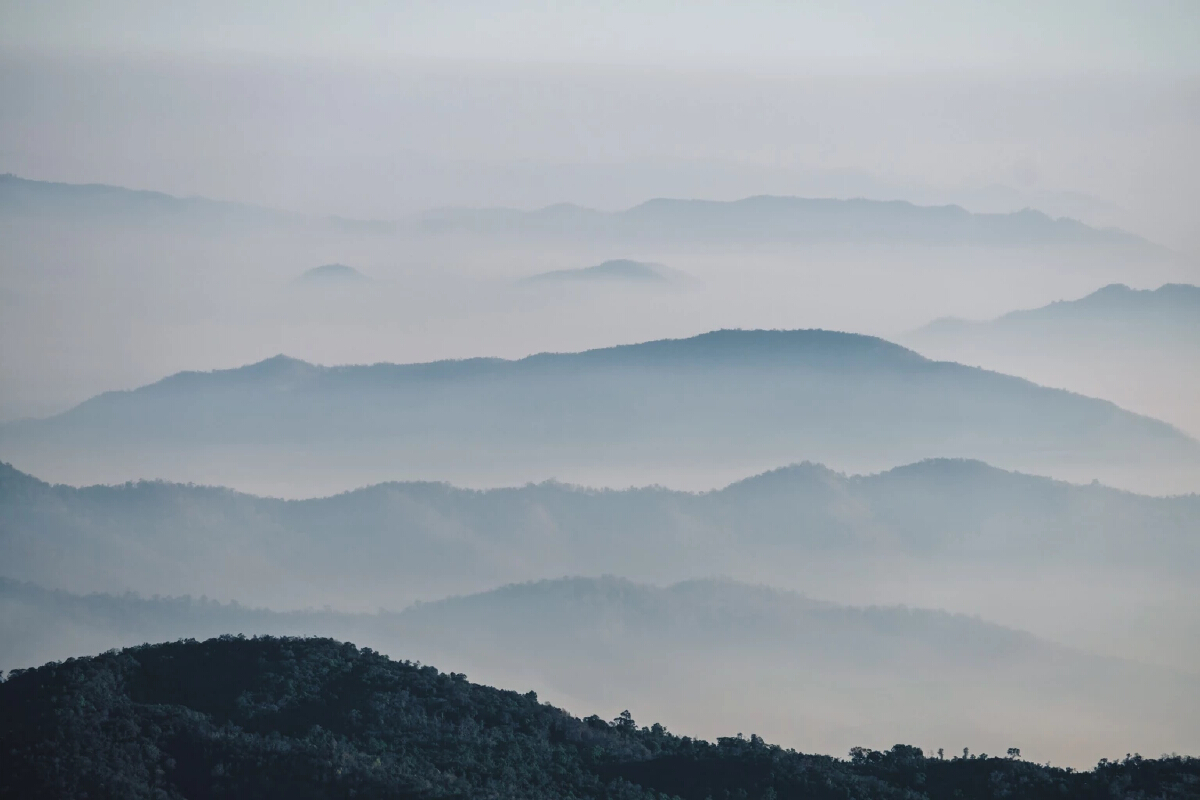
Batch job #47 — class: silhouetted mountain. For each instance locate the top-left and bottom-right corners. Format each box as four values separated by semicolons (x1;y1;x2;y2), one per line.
3;458;1198;669
2;329;1196;495
521;259;688;285
904;284;1200;437
2;636;1198;798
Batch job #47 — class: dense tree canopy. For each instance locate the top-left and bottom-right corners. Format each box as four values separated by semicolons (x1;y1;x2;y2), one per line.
1;636;1196;800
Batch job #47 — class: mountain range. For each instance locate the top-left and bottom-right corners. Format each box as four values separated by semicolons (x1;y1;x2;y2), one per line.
2;457;1197;669
0;173;1158;251
2;329;1196;496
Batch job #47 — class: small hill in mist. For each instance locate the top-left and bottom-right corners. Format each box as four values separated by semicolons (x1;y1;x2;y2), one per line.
2;329;1197;495
295;263;370;283
904;283;1200;437
521;259;688;285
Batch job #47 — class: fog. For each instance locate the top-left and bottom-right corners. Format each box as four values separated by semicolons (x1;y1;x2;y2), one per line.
2;1;1199;777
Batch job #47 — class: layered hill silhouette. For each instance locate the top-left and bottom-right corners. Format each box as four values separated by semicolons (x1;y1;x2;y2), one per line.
3;581;1198;768
3;458;1198;669
2;329;1197;495
904;284;1200;437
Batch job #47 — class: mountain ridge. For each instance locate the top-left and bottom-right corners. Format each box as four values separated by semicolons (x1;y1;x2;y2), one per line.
1;173;1160;250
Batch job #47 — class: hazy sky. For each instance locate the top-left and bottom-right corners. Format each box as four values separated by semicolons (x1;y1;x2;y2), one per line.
4;1;1199;74
1;1;1199;252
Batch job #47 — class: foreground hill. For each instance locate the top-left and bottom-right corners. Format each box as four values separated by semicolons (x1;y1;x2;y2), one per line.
2;636;1197;799
3;329;1197;495
904;283;1200;437
4;577;1197;765
3;458;1197;667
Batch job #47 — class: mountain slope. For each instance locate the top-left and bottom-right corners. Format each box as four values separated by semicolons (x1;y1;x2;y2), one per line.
2;329;1196;495
904;284;1200;437
3;583;1198;768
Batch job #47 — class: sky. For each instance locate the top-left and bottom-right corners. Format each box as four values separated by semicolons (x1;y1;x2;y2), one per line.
1;0;1198;250
4;1;1199;74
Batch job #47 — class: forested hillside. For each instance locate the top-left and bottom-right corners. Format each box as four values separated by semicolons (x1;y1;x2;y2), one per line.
6;577;1198;765
2;637;1197;800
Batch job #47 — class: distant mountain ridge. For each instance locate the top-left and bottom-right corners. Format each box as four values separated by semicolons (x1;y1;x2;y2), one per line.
0;173;386;232
417;194;1155;249
0;174;1158;250
914;283;1200;335
902;283;1200;439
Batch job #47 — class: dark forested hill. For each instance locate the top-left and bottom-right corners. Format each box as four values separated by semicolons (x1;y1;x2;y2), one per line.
1;636;1197;800
3;329;1197;495
4;576;1200;766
